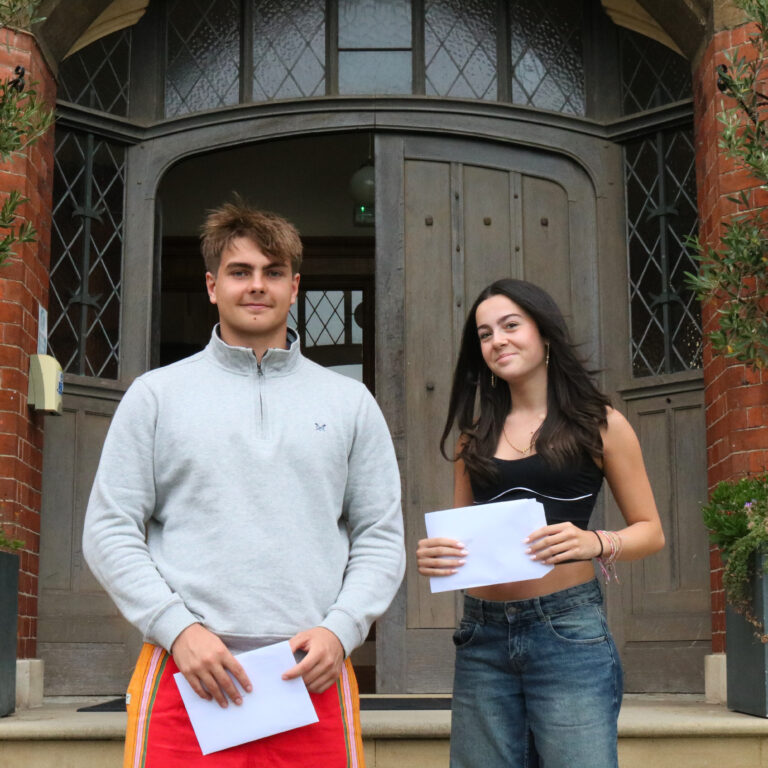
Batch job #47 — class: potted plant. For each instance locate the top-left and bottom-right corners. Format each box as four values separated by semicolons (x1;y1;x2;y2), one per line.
702;475;768;716
0;528;22;717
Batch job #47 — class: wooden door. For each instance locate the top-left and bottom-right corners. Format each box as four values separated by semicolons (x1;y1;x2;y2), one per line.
376;135;600;692
38;386;143;694
606;382;710;691
374;134;709;694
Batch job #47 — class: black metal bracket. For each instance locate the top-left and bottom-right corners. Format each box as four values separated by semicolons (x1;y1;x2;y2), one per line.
9;65;25;92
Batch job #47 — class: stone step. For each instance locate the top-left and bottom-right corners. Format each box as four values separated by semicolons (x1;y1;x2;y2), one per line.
1;695;767;768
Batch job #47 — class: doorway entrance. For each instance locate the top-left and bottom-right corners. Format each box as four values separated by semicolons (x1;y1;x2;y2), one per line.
38;124;708;697
38;132;379;694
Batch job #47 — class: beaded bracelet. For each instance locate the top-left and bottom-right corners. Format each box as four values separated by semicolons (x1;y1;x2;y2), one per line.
596;530;623;582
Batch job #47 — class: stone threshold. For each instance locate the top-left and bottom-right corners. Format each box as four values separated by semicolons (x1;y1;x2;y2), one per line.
1;694;767;742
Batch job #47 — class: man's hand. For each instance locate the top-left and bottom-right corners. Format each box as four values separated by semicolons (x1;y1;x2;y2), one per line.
171;623;252;708
283;627;344;693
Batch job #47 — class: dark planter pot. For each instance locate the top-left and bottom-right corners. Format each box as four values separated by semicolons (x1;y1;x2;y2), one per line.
0;550;18;717
726;552;768;718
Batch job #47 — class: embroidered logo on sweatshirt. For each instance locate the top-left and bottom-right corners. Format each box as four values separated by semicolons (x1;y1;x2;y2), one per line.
314;423;327;431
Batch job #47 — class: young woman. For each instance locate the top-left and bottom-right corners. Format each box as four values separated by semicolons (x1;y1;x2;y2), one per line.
416;279;664;768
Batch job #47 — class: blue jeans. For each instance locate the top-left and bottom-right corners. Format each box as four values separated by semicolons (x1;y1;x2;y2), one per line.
450;580;623;768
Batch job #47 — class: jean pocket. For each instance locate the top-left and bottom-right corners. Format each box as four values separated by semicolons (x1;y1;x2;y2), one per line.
452;619;481;649
545;604;608;645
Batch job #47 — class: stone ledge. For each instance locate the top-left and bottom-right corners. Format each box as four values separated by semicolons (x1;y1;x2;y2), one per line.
619;694;768;737
2;694;768;742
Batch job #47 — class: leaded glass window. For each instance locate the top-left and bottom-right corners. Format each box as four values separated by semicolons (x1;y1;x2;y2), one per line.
624;128;701;377
620;28;692;115
424;0;496;100
58;29;132;116
338;0;412;95
289;289;367;381
252;0;326;100
165;0;241;117
48;128;126;378
508;0;584;114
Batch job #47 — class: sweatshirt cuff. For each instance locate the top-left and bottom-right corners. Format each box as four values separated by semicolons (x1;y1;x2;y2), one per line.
320;609;363;657
148;600;200;652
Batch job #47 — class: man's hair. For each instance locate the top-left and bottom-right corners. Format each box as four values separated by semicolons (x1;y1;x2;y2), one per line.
200;200;303;274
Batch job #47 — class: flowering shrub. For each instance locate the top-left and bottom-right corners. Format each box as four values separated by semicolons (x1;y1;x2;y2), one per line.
703;474;768;638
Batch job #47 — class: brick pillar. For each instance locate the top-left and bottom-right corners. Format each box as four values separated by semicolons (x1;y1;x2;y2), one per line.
693;20;768;654
0;28;55;659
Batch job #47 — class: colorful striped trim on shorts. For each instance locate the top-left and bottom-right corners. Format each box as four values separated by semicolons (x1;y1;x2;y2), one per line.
123;642;365;768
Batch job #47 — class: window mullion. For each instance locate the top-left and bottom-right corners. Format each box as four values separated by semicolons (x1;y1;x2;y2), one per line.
412;0;425;95
326;0;339;95
496;0;510;102
241;0;254;103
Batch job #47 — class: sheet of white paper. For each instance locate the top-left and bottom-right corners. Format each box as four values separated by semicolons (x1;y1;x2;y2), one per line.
173;640;318;755
425;498;553;593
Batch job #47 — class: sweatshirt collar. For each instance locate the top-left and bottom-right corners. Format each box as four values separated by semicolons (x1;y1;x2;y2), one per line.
205;325;302;376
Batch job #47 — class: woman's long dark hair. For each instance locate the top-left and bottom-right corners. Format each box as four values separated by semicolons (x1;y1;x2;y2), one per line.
440;279;610;481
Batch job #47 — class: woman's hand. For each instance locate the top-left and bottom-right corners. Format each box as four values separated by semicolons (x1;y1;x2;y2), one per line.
525;522;602;564
416;537;468;576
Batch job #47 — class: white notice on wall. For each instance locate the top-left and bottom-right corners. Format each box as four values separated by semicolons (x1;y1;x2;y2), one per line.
37;304;47;355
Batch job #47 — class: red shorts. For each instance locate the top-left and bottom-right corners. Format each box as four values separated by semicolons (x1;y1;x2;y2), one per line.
123;643;365;768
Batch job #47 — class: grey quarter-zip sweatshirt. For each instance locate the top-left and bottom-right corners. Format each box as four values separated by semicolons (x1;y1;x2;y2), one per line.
82;327;405;656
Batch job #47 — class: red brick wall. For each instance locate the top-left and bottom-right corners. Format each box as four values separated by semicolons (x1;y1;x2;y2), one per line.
0;28;55;659
694;20;768;654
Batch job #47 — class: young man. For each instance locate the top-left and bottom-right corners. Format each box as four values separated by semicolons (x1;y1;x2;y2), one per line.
82;203;405;767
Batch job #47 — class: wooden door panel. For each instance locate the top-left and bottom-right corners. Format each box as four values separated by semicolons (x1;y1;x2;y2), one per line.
462;165;519;299
404;629;458;693
404;160;457;632
39;393;141;695
399;150;583;692
614;387;710;690
521;176;571;317
38;410;76;593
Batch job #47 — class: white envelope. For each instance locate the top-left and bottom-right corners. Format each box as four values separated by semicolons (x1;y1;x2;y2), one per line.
425;498;553;593
173;640;318;755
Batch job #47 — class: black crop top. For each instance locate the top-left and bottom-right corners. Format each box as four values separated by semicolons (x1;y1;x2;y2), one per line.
469;451;604;530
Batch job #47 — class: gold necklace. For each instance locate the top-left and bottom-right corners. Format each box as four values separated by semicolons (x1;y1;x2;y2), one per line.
502;423;535;455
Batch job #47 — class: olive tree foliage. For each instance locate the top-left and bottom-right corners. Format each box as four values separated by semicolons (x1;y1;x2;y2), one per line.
686;0;768;370
0;0;54;268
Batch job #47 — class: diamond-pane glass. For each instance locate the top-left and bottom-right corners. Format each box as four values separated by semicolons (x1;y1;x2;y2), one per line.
289;290;363;347
165;0;240;117
49;127;125;378
508;0;584;114
58;29;131;116
424;0;497;100
252;0;325;100
305;291;346;346
625;128;701;377
620;28;692;115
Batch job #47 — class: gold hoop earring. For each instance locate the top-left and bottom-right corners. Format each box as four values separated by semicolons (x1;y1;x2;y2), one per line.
490;372;496;388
